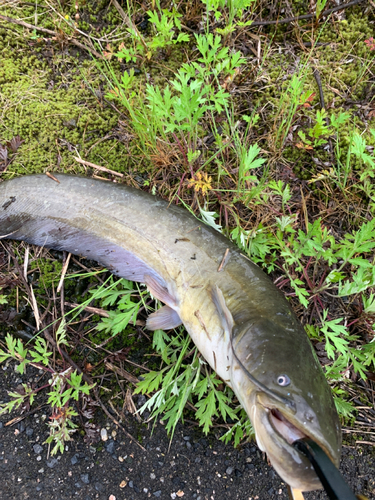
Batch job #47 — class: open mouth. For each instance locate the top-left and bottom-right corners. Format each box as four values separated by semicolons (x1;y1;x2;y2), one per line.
268;408;306;445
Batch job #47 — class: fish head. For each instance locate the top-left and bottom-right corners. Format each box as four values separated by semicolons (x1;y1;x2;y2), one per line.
230;316;341;491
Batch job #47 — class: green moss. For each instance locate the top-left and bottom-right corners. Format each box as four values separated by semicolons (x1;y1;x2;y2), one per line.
30;258;63;289
0;29;128;175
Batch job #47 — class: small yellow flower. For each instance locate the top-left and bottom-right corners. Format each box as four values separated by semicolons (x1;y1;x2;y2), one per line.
188;172;212;196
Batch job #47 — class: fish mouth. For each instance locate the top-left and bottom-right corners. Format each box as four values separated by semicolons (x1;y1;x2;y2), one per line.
252;393;341;491
260;402;336;466
267;407;306;445
255;401;323;490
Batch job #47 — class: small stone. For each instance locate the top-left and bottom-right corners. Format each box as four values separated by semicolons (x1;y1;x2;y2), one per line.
46;458;58;469
153;491;162;497
128;481;134;488
101;429;108;441
105;440;115;454
81;474;90;484
120;480;127;488
186;442;192;449
94;482;104;492
150;473;156;480
71;454;79;465
137;395;147;407
26;427;34;437
33;444;43;454
226;467;233;475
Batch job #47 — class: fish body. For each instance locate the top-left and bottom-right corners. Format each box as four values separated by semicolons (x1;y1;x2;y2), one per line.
0;175;341;491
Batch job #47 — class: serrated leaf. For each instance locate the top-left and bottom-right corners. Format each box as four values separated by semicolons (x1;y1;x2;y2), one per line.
199;207;222;232
195;390;216;434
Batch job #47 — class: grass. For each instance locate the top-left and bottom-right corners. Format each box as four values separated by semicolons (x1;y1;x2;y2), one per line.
0;0;374;454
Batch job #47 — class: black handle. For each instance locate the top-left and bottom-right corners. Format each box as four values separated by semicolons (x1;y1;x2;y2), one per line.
293;438;367;500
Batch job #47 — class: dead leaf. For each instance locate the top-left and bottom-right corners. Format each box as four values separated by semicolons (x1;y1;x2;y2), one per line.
7;135;25;153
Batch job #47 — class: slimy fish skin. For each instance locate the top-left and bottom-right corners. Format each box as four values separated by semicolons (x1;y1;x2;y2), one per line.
0;175;341;491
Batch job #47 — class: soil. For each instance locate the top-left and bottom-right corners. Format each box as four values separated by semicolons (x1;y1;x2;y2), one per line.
0;360;374;500
0;405;374;500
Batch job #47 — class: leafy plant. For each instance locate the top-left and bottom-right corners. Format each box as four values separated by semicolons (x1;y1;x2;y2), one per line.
297;108;332;148
134;328;247;440
0;330;93;455
315;0;329;19
115;8;189;63
92;278;145;337
0;288;7;305
273;72;307;150
202;0;255;34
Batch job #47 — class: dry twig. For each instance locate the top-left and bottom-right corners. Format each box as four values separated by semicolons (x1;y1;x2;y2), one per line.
74;157;124;178
0;13;103;59
250;0;366;27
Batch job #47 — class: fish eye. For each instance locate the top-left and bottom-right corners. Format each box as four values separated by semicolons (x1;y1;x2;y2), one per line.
277;374;290;386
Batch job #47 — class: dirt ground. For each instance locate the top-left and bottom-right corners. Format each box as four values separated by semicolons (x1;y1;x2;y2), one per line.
0;356;374;500
0;389;374;500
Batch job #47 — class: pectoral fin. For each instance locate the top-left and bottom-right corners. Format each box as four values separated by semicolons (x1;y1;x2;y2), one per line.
211;285;234;338
145;274;177;308
146;305;182;330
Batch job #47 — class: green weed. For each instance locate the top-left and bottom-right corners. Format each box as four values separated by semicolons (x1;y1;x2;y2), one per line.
134;327;248;441
0;326;93;455
114;8;189;63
